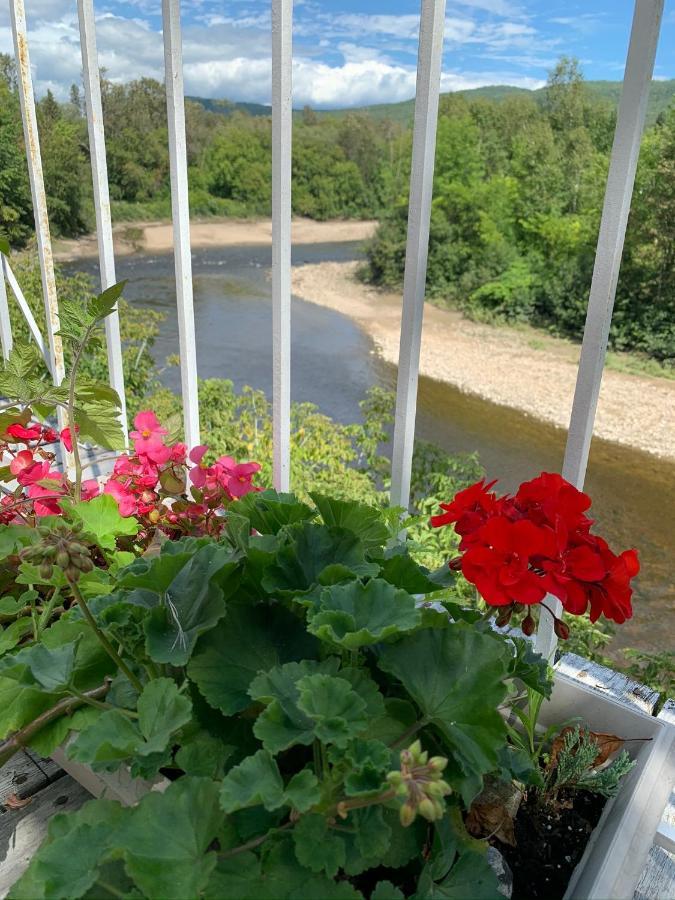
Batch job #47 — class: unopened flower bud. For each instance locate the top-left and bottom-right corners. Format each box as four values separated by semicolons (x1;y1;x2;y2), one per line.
495;607;513;628
428;756;448;774
56;550;70;568
386;771;403;788
418;797;437;821
554;619;570;640
39;561;53;580
148;508;161;524
521;613;535;636
399;802;417;828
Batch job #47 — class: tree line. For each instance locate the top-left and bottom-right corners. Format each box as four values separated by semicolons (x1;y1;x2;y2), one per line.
0;55;673;362
366;59;675;364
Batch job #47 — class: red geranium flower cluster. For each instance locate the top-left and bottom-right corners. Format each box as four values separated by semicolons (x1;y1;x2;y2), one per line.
431;472;639;627
1;410;262;539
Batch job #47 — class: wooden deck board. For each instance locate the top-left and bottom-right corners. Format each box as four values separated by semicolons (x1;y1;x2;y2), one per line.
0;774;91;897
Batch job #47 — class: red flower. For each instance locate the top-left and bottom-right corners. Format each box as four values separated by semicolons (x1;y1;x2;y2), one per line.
59;426;79;453
430;479;499;546
5;423;43;442
461;516;557;607
515;472;592;532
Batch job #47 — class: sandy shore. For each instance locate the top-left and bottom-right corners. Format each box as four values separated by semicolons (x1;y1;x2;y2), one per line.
53;217;378;261
291;261;675;462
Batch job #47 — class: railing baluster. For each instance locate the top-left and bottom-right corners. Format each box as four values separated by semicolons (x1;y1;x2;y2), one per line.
272;0;293;491
0;257;12;361
162;0;200;450
2;256;48;362
389;0;447;510
9;0;67;434
536;0;664;660
77;0;128;442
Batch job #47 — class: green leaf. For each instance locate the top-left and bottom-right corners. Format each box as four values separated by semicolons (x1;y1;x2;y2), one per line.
229;489;315;534
371;881;405;900
335;738;391;797
28;707;100;758
74;399;125;450
188;602;317;715
248;658;341;753
205;843;364;900
0;618;34;654
339;666;387;720
144;544;238;665
88;281;127;320
426;851;500;899
0;235;9;255
66;494;139;550
506;636;553;698
175;731;235;779
343;806;391;875
307;579;421;649
137;677;192;752
67;709;142;770
219;749;285;813
284;768;321;812
310;493;389;551
377;623;510;805
117;777;223;900
379;552;441;594
0;638;80;692
296;673;368;748
293;813;346;877
0;523;35;556
262;523;379;597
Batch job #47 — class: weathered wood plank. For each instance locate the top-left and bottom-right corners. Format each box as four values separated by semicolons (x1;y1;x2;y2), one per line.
634;846;675;900
556;652;660;714
0;752;48;804
0;775;91;897
22;748;62;783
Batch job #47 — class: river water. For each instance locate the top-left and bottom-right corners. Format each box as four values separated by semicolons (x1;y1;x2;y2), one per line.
69;241;674;655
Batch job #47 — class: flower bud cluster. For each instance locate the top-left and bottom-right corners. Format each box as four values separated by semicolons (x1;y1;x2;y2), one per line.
20;521;93;583
386;740;451;827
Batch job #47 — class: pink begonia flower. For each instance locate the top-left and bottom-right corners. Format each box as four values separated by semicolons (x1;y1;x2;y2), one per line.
81;480;100;500
171;442;187;464
133;434;172;466
59;426;79;453
15;459;53;488
104;480;138;517
28;472;65;517
217;459;261;498
113;455;158;488
189;445;209;487
9;450;35;478
5;423;43;442
130;411;168;441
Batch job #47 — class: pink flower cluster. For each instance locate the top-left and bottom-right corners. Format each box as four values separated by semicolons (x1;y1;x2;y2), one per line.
1;410;261;538
1;422;98;521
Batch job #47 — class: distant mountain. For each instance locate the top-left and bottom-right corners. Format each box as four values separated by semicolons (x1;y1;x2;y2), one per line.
188;80;675;129
186;96;271;117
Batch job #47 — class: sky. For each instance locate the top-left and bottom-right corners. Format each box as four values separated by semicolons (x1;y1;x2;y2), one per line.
1;0;674;109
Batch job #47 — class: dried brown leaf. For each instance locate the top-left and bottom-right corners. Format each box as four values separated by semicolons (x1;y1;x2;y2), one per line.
466;800;517;847
548;726;625;771
3;793;33;809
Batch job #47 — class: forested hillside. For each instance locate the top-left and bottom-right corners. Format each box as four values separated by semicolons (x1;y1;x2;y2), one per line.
365;60;675;363
0;55;673;362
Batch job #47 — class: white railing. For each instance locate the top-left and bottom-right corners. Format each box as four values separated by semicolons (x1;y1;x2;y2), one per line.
0;0;665;660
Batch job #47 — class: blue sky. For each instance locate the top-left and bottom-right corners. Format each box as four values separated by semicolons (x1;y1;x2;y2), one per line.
1;0;674;107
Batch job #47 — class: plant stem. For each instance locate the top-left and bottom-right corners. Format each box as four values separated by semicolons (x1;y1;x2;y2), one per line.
95;881;127;900
389;718;427;750
0;682;110;767
27;584;38;641
67;326;92;502
219;821;293;860
313;740;323;779
67;687;139;718
37;587;61;634
68;576;143;693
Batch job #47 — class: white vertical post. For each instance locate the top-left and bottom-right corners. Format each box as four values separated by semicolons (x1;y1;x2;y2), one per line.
0;255;12;361
389;0;447;509
162;0;200;450
272;0;293;491
9;0;67;434
77;0;128;442
536;0;664;660
3;257;49;363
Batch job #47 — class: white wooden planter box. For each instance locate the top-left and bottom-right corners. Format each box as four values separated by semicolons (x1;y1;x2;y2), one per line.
50;669;675;900
540;672;675;900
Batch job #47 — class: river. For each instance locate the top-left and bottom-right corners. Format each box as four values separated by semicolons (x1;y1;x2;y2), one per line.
68;241;674;656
